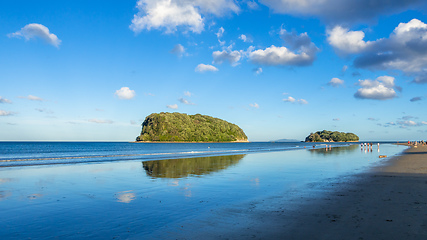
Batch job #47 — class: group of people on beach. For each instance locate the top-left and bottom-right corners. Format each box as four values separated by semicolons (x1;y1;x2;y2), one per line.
361;142;379;152
407;140;427;146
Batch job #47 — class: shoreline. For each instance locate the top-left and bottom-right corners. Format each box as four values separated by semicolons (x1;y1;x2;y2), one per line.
165;144;427;239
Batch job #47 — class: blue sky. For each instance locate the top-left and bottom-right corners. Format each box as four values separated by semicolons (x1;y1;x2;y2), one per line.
1;0;427;141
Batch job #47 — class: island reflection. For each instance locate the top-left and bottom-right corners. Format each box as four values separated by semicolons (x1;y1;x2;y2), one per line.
142;154;246;179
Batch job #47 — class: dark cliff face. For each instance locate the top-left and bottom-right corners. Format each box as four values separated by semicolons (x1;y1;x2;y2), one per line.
305;130;359;142
136;112;248;142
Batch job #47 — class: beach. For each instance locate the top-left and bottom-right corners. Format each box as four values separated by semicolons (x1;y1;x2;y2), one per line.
166;144;427;240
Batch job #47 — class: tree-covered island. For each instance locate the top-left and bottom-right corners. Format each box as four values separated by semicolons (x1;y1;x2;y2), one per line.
305;130;359;142
136;112;248;142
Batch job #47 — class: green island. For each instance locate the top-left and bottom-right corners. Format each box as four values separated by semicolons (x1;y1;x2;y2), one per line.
136;112;248;142
305;130;359;142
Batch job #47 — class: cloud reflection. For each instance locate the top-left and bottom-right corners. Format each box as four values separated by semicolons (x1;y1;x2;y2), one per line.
116;190;136;203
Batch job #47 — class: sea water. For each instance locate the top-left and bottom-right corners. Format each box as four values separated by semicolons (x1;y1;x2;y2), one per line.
0;142;407;239
0;141;355;167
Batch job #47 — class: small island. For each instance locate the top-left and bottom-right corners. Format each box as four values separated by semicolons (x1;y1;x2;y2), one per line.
136;112;248;142
305;130;359;142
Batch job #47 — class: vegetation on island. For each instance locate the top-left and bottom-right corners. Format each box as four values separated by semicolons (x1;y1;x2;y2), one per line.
136;112;248;142
305;130;359;142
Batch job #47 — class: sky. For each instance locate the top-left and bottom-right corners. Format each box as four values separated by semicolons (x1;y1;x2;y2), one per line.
1;0;427;142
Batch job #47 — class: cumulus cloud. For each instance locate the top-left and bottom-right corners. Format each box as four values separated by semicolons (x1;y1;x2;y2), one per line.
283;96;308;104
170;44;185;57
195;63;218;72
88;119;114;124
18;95;45;101
8;23;61;47
166;104;178;109
328;78;344;87
397;120;425;127
249;45;317;66
0;110;14;116
249;103;259;109
283;96;295;103
410;96;422;102
354;76;397;100
329;19;427;84
212;49;241;65
115;87;136;100
259;0;423;24
249;29;319;67
0;97;12;104
184;91;192;97
130;0;239;34
327;26;374;54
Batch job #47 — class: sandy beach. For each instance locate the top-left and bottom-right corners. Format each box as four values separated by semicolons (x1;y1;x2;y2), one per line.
165;144;427;240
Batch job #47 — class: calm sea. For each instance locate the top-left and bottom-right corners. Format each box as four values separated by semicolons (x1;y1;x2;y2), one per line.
0;141;357;167
0;142;407;239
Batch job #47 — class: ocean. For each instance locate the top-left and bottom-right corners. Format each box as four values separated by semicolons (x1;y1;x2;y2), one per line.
0;142;407;239
0;141;360;167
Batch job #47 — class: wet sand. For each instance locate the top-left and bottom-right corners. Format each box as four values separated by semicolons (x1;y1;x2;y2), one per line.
168;145;427;239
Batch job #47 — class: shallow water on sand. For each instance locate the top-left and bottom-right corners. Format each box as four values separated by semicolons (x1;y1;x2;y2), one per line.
0;143;406;239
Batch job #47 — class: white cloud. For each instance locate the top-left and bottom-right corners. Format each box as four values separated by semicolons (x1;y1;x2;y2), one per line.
0;110;14;116
239;34;252;43
130;0;239;34
283;96;295;102
342;65;348;72
328;19;427;84
216;27;225;38
354;76;397;100
8;23;61;47
115;87;136;100
283;96;308;104
327;26;374;54
166;104;178;109
259;0;423;24
328;77;344;87
245;0;259;9
297;99;308;105
184;91;192;97
249;103;259;109
18;95;45;101
249;30;318;67
0;97;12;104
212;49;241;65
170;44;185;57
88;119;114;124
249;45;317;66
195;63;218;72
179;98;195;105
